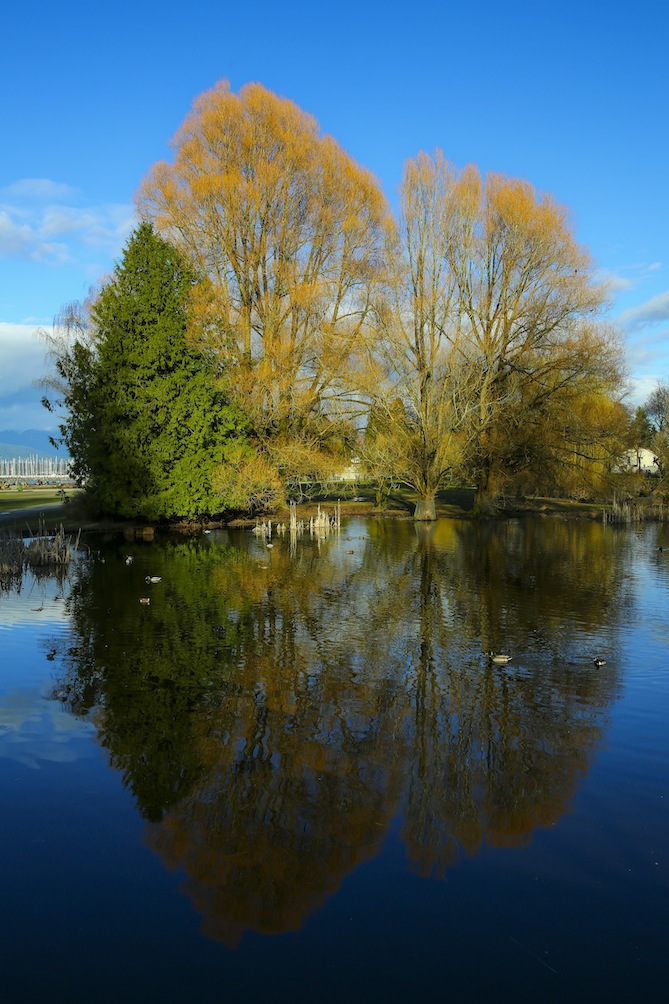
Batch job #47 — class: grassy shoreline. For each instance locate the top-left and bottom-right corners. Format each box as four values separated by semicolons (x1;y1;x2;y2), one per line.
0;484;639;537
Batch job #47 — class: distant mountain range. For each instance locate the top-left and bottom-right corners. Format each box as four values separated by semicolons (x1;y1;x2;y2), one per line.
0;429;68;460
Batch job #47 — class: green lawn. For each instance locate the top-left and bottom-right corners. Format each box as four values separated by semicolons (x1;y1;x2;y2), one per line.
0;488;72;513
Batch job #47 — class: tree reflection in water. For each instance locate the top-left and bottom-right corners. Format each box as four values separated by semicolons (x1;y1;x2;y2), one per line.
49;518;627;946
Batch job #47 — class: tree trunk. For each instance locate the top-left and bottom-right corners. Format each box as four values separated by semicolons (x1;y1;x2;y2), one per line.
474;464;500;515
414;497;436;520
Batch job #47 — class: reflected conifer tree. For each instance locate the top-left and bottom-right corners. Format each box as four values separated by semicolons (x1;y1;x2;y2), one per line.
48;519;630;940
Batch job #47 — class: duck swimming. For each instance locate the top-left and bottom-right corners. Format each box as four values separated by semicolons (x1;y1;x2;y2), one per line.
488;652;512;665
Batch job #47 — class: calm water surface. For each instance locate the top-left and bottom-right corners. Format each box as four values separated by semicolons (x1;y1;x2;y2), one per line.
1;518;667;1002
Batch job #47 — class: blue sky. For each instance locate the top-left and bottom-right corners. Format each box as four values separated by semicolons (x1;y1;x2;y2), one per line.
1;0;667;431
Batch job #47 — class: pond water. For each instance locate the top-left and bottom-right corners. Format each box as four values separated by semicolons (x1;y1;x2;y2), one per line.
1;517;667;1002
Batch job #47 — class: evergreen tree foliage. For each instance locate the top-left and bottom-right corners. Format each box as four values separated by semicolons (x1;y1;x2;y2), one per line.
62;223;245;519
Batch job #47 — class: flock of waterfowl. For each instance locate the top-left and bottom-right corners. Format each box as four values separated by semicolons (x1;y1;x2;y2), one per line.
487;651;607;668
121;534;640;666
122;555;163;605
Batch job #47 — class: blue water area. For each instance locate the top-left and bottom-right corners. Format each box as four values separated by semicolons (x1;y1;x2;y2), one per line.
0;519;667;1002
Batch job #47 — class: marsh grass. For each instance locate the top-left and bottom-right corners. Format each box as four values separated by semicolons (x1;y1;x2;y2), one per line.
25;524;81;566
0;524;81;584
603;501;668;524
0;533;25;589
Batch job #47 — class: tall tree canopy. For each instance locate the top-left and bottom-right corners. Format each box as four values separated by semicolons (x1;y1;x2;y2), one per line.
46;82;627;519
445;165;624;509
366;153;625;515
47;223;245;519
138;80;390;479
364;153;475;518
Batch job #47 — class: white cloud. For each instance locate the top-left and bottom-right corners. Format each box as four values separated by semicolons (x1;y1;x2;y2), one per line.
0;180;135;431
599;261;664;301
0;686;95;769
0;178;78;201
0;211;34;257
40;204;136;246
41;207;100;239
0;208;71;263
618;290;669;332
0;396;55;431
626;374;668;408
626;324;669;365
0;322;51;397
601;271;634;295
0;177;135;265
622;323;669;407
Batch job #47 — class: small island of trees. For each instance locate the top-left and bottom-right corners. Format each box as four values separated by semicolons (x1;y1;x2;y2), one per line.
41;80;668;522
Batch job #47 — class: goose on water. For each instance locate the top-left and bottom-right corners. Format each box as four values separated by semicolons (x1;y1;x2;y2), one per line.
488;652;512;665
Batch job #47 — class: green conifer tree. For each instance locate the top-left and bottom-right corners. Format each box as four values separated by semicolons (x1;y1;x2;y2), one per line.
66;223;245;519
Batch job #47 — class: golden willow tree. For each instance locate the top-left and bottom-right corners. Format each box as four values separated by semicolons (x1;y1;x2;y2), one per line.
445;166;625;511
138;84;625;516
138;80;390;502
367;154;625;516
363;153;477;519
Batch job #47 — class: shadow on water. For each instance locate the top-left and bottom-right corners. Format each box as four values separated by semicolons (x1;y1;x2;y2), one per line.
45;517;631;947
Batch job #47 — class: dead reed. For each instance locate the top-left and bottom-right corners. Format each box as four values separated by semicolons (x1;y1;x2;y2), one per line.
603;501;668;524
0;524;81;584
0;532;25;584
24;525;81;567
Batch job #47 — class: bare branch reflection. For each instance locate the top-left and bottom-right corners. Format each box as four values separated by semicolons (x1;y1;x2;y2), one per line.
49;518;627;943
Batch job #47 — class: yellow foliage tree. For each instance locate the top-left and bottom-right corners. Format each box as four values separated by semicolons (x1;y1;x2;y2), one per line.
138;80;390;487
442;164;625;510
363;152;477;518
364;153;624;515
